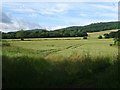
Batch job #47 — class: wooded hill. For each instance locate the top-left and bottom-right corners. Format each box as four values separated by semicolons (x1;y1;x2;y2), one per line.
2;21;119;39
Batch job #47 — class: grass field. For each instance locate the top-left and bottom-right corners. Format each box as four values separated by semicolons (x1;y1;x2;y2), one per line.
3;30;118;58
2;30;120;88
5;39;117;58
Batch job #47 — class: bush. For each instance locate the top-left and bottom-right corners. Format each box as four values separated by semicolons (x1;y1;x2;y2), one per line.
83;36;87;39
104;34;110;39
109;44;113;46
98;35;103;39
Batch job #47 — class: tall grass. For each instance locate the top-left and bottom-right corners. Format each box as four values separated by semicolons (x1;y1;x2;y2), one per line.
2;40;10;46
2;42;119;88
2;54;119;88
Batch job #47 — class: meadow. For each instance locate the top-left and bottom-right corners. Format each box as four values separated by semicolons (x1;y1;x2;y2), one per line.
2;30;120;88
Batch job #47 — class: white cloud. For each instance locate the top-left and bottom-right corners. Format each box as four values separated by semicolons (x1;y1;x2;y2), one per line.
79;13;88;17
28;13;38;17
96;12;117;18
0;12;43;32
4;3;70;16
0;20;42;32
0;23;19;32
49;25;68;30
39;3;69;15
3;0;120;2
13;8;35;13
91;3;118;13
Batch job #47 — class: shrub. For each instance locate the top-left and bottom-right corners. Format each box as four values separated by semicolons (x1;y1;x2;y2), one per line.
109;44;113;46
98;35;103;39
83;36;87;39
104;34;110;39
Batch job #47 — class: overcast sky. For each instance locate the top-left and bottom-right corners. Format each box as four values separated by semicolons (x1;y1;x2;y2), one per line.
1;1;119;32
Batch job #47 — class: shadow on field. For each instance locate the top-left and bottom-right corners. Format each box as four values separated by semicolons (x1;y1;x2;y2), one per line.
2;55;120;88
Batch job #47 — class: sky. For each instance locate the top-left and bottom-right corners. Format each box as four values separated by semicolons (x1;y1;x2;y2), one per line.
0;1;119;32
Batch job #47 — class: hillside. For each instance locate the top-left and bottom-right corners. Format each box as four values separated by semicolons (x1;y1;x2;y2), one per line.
88;29;118;39
2;21;119;39
55;21;118;32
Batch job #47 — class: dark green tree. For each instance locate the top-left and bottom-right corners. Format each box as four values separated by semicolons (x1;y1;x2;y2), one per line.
16;29;24;41
104;34;110;39
98;35;103;39
113;38;120;45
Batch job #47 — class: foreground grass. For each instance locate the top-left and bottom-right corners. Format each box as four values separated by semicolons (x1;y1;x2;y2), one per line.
2;54;120;88
2;44;120;88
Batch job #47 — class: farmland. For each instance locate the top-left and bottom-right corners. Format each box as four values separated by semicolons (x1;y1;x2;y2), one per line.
1;1;120;88
3;38;117;58
2;30;120;88
3;30;118;58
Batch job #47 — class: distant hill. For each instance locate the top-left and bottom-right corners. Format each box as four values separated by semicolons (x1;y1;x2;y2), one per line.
55;21;118;32
2;21;119;39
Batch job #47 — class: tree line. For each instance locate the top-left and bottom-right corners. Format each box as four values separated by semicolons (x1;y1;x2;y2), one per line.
98;30;120;39
2;29;88;39
2;21;119;39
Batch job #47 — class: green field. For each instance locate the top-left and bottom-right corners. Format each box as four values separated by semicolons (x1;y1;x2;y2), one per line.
3;30;118;59
4;38;117;58
2;30;120;88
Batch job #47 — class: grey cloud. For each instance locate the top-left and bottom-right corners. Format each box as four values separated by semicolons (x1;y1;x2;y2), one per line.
17;20;42;29
0;12;13;24
0;12;43;32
